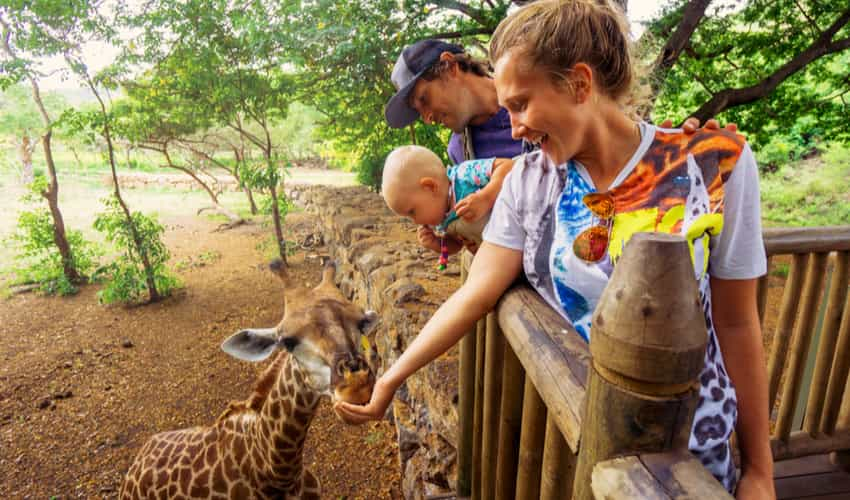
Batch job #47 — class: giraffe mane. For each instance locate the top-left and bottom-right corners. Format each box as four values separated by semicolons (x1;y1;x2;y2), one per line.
216;351;288;422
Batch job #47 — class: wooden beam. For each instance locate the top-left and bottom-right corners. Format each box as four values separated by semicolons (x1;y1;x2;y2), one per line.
540;414;575;500
495;343;525;500
767;253;809;408
515;378;547;500
480;312;505;500
592;452;733;499
776;252;829;440
807;251;850;434
497;286;588;451
456;251;476;497
764;226;850;256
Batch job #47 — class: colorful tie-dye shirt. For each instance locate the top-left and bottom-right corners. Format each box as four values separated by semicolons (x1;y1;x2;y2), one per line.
434;157;494;236
483;123;766;491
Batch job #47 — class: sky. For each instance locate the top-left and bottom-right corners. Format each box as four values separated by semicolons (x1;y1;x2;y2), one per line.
35;0;669;91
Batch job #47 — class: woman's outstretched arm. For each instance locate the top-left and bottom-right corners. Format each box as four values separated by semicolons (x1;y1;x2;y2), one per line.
335;242;524;424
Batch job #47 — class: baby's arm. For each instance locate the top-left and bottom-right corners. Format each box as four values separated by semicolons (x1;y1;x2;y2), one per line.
455;158;514;222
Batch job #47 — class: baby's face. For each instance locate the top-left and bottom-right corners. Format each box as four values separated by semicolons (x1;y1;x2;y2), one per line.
386;181;449;227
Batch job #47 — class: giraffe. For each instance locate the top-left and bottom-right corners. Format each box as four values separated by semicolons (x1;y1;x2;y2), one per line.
119;258;378;499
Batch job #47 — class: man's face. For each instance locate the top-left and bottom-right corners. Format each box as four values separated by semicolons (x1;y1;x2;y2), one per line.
409;72;472;133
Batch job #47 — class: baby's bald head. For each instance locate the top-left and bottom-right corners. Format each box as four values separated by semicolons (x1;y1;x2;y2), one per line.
381;145;447;211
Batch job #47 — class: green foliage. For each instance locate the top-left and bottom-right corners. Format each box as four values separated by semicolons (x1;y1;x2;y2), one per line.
647;1;850;149
6;177;100;295
760;143;850;227
92;195;179;304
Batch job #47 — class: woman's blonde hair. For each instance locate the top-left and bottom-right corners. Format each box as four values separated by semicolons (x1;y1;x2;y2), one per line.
490;0;634;103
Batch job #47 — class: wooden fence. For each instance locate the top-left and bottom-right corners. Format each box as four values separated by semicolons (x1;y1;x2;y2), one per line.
455;226;850;499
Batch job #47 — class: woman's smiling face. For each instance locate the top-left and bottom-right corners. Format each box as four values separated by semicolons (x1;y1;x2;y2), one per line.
494;49;589;165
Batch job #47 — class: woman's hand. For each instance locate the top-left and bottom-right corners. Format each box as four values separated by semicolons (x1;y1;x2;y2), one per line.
334;375;398;425
661;117;738;134
735;470;776;500
455;191;493;222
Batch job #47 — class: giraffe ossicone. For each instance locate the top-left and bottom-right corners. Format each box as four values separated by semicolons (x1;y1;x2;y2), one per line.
120;259;379;499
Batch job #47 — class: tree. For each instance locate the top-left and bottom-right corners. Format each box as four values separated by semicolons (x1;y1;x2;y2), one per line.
0;6;84;284
129;0;299;262
643;0;850;147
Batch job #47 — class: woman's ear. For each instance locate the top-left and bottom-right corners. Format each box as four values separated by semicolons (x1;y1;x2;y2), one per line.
571;63;594;104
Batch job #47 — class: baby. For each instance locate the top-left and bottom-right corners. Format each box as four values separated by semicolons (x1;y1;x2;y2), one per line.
381;145;514;266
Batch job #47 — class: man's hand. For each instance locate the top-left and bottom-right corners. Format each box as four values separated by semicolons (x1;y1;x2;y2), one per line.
660;117;738;134
417;225;442;253
455;191;493;222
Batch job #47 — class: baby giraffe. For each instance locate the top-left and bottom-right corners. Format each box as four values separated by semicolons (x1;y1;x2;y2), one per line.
120;259;377;499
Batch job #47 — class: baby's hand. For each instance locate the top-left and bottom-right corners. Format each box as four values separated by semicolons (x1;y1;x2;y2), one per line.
455;191;492;222
417;226;442;253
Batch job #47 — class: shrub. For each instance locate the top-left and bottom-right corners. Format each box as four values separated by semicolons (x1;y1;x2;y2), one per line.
6;177;100;295
93;195;180;304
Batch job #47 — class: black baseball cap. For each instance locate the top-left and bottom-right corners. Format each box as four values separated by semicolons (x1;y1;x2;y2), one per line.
384;39;465;129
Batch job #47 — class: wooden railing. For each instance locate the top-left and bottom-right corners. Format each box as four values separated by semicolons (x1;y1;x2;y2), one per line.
456;226;850;499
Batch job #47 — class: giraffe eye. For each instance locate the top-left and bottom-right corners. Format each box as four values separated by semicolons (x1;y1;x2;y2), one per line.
280;337;299;352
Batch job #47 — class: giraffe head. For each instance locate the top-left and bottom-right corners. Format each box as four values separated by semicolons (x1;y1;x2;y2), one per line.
222;258;377;405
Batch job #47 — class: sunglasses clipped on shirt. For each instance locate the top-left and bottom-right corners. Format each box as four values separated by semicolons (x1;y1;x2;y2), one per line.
572;192;615;263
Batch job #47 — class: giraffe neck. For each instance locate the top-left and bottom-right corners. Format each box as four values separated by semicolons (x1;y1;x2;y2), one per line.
248;353;322;490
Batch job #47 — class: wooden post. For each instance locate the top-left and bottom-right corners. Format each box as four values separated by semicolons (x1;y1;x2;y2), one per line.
540;414;575;500
495;343;525;500
457;251;475;497
776;252;828;440
757;255;773;326
515;379;547;500
480;312;505;500
820;254;850;434
767;253;809;409
573;233;708;500
806;252;849;434
471;317;486;499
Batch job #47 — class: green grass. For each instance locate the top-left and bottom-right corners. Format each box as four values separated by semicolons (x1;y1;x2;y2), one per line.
760;143;850;227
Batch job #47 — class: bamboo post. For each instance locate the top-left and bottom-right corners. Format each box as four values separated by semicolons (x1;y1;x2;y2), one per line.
495;342;525;500
806;252;849;434
821;255;850;434
471;317;486;499
457;252;475;497
515;379;547;500
776;252;829;440
540;414;575;500
480;312;505;500
767;253;809;408
573;233;708;500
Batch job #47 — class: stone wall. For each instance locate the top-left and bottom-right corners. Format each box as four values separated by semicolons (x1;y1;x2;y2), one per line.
287;185;461;499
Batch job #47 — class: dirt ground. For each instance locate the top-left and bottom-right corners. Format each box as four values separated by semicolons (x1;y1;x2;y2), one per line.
0;210;401;499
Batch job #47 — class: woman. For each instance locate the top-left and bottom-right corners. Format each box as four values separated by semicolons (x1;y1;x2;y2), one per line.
338;1;774;497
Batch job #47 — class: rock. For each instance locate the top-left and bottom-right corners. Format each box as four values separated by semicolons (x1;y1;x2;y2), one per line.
121;339;134;348
37;398;54;410
386;281;426;305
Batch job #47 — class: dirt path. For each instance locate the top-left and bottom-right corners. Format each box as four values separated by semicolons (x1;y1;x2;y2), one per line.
0;212;401;499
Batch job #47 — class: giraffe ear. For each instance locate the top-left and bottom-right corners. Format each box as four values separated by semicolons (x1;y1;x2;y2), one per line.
221;328;279;362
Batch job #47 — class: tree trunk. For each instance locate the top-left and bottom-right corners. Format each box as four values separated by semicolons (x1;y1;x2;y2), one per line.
268;184;286;264
41;130;81;284
69;145;84;169
18;134;35;184
88;81;161;303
